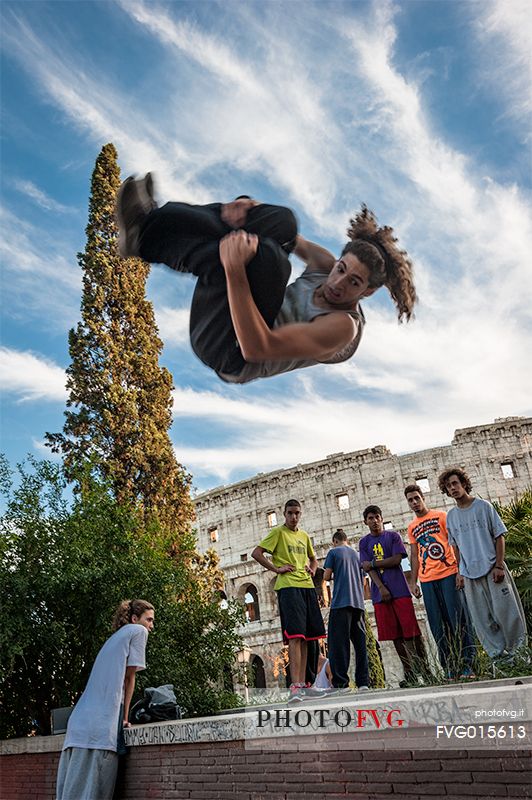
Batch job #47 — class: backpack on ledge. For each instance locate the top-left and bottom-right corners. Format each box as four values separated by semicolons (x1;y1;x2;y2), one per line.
128;684;186;724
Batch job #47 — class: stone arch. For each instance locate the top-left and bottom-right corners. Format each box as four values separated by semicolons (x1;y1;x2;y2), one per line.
238;582;261;622
250;654;266;689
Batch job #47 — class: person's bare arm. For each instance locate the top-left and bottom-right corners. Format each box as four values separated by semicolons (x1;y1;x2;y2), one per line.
306;555;319;577
220;231;355;363
251;545;294;574
123;666;138;727
409;544;421;597
361;553;403;571
323;567;333;582
452;544;464;589
361;553;402;603
366;570;392;603
493;536;505;583
293;235;336;273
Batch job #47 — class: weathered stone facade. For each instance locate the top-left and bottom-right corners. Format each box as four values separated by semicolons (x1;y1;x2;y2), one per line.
194;417;532;687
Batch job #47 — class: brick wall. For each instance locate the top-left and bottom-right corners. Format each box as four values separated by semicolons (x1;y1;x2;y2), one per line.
1;750;60;800
2;741;530;799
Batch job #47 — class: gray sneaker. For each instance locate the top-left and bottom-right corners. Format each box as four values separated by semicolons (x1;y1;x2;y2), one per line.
116;173;157;258
301;686;329;699
326;687;354;698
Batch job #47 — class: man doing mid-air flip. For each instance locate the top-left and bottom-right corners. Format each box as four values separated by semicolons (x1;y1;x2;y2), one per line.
116;175;417;383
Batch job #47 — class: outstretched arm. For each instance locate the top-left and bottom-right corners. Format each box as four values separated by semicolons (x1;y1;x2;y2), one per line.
220;231;355;363
123;666;138;727
293;235;336;273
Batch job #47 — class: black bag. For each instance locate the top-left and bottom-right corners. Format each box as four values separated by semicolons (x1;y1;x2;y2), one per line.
129;684;186;724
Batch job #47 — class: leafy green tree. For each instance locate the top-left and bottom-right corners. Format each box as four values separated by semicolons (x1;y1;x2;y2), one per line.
494;488;532;631
0;456;243;739
45;144;192;537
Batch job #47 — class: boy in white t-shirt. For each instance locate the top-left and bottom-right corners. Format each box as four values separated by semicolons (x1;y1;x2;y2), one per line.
56;599;154;800
438;468;527;661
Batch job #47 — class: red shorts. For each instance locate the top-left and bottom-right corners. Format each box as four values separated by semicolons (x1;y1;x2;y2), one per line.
374;596;421;641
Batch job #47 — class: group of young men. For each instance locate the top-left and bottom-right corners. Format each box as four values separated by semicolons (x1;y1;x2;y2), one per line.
252;467;527;702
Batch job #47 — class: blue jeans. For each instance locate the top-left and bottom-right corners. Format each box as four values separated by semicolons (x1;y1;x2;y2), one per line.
421;573;475;674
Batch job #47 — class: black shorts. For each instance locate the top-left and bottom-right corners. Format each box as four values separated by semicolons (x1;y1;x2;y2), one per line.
277;587;326;643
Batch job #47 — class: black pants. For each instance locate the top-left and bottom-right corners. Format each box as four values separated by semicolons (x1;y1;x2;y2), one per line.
138;202;297;375
327;607;369;689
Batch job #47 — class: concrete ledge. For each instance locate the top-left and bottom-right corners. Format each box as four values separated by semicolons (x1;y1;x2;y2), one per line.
2;677;530;755
2;681;531;800
0;733;64;755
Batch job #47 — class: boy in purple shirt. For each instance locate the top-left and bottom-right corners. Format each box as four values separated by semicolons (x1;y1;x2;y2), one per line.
359;505;428;687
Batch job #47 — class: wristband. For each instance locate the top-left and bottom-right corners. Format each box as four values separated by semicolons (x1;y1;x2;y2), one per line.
494;564;504;569
371;558;377;570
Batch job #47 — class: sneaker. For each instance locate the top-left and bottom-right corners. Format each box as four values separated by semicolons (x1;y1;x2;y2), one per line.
116;173;157;258
302;686;329;698
459;668;476;680
357;685;370;692
326;687;354;698
287;684;305;703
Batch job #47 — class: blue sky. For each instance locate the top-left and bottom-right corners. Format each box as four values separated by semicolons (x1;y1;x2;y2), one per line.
1;0;531;496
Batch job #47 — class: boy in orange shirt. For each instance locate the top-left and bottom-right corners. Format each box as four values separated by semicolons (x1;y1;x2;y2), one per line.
404;484;475;679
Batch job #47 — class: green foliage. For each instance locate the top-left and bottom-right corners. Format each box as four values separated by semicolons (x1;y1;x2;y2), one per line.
0;146;244;741
494;488;532;631
0;456;243;739
45;144;193;537
365;613;385;688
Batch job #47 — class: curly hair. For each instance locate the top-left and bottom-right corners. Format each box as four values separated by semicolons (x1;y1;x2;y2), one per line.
342;205;417;322
111;599;154;632
437;467;472;496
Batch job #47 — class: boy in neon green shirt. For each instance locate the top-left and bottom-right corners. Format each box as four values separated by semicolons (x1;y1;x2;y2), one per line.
252;499;325;702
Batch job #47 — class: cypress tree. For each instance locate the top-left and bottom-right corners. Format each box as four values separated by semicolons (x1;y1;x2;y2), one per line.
46;144;193;536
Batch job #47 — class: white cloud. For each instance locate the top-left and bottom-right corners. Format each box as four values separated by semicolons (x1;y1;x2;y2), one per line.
172;387;279;426
32;438;62;460
12;179;72;213
154;306;189;348
115;0;347;227
0;207;81;325
473;0;532;127
0;12;211;204
1;1;531;492
128;1;532;486
171;378;529;488
0;347;67;402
